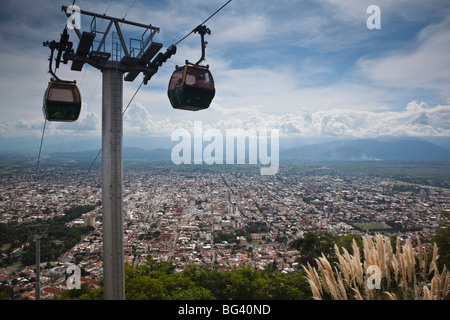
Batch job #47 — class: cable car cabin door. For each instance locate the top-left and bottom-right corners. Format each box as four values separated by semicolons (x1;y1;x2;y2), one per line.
43;81;82;122
168;64;215;111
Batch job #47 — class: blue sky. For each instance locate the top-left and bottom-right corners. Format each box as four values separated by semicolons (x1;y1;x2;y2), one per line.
0;0;450;145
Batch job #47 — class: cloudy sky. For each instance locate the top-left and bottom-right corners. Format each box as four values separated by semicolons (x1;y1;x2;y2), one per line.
1;0;450;146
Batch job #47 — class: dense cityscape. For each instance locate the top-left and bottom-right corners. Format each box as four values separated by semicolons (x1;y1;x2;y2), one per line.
0;160;448;300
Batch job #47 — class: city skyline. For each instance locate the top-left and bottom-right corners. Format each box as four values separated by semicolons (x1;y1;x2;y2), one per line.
1;160;448;300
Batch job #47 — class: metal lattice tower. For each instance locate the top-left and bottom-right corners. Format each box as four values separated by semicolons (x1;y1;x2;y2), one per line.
26;224;49;300
43;5;176;300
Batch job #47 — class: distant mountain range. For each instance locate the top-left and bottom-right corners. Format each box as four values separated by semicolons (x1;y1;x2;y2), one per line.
280;138;450;161
1;136;450;162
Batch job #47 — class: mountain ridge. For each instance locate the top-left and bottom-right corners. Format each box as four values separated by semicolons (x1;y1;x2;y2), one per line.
21;137;450;162
280;138;450;161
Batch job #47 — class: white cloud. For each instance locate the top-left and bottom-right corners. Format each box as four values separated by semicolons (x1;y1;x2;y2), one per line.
4;93;449;140
123;102;192;136
213;13;270;44
224;100;450;138
69;109;101;133
120;100;450;139
14;119;43;131
357;17;450;99
319;0;449;24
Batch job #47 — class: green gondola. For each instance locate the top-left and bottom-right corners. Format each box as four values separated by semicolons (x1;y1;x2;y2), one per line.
168;62;215;111
43;81;81;122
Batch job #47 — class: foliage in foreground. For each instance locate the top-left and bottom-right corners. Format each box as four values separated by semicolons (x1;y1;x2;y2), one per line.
303;233;450;300
61;220;450;300
60;259;311;300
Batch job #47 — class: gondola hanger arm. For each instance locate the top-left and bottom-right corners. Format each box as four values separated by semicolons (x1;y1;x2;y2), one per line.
193;25;211;66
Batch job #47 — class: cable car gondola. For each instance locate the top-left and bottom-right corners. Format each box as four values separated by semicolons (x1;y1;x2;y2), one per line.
43;81;82;122
168;62;215;111
42;28;82;122
167;25;215;111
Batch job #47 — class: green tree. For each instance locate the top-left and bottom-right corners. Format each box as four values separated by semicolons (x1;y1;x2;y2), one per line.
331;234;363;255
289;231;334;267
126;276;169;299
60;283;91;300
223;265;268;300
0;285;15;300
268;271;310;300
61;259;312;300
170;286;215;300
432;211;450;270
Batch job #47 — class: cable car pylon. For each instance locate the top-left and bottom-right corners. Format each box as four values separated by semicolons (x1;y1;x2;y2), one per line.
43;5;173;300
42;0;232;301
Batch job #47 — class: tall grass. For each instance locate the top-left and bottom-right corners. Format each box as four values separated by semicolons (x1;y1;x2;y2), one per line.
302;234;449;300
